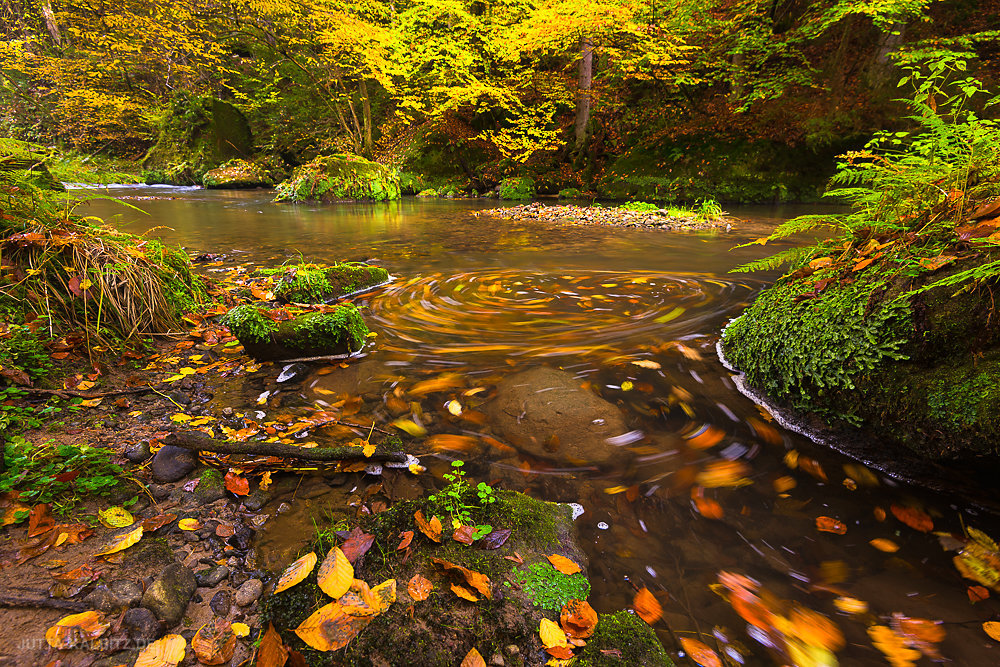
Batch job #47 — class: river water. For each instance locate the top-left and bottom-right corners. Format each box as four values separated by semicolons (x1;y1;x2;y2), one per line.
86;188;1000;666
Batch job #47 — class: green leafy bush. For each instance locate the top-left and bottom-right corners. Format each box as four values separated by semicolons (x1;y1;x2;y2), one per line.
498;177;535;200
618;201;659;212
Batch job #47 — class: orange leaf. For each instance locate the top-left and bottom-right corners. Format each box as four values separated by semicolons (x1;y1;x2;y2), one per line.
547;645;575;659
890;504;933;532
397;531;414;550
434;558;492;599
560;599;597;638
968;585;990;603
816;516;847;535
295;602;370;651
869;538;900;553
547;554;581;575
679;638;722;667
191;619;236;665
461;647;487;667
451;583;478;601
408;574;432;601
453;525;476;545
692;494;724;519
274;553;317;594
224;471;250;496
28;503;54;537
414;510;442;543
983;621;1000;641
633;587;663;625
257;624;289;667
45;611;110;649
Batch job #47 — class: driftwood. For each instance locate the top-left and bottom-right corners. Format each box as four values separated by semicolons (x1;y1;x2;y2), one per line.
0;595;88;611
163;430;408;463
19;386;154;399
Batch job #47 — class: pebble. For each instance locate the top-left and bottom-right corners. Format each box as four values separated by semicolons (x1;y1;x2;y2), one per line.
124;441;152;463
123;606;162;643
196;565;230;587
210;590;233;616
478;202;730;230
109;580;143;608
276;502;292;514
242;489;270;512
235;578;263;607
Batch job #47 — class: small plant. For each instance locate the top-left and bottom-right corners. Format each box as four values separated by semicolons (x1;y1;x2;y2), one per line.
695;197;724;219
618;201;659;213
428;460;496;531
0;437;125;517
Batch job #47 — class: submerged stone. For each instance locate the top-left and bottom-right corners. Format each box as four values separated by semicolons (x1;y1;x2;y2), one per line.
269;262;389;303
202;158;272;189
226;303;369;361
274;153;400;203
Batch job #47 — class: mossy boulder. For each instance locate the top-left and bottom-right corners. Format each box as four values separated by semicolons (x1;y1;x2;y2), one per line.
499;176;535;201
261;491;603;667
416;188;439;197
722;255;1000;460
143;94;253;185
575;611;673;666
266;263;389;303
274;154;400;203
202;159;272;189
226;303;369;361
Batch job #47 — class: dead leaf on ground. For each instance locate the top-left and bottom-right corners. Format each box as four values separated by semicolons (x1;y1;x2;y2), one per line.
94;525;143;557
461;647;486;667
191;619;236;665
224;470;250;496
451;583;478;601
339;527;375;563
45;611;110;649
560;599;597;638
414;510;442;543
274;553;317;594
257;623;289;667
547;554;581;575
397;530;414;550
453;525;476;545
295;602;371;651
28;503;55;537
317;547;353;599
433;557;492;599
134;633;186;667
408;574;433;601
539;617;569;648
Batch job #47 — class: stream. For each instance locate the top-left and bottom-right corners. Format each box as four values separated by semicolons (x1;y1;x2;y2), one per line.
85;188;1000;665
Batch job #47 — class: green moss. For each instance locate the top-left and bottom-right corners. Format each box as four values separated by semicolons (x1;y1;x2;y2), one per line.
512;561;589;611
269;263;389;303
202;159;271;188
618;201;659;212
274;154;401;203
273;268;331;303
225;305;274;344
286;308;368;353
499;177;535;200
722;272;911;423
416;188;439;197
575;611;674;667
558;188;583;199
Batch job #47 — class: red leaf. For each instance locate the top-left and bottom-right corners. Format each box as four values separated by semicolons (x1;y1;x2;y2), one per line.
224;471;250;496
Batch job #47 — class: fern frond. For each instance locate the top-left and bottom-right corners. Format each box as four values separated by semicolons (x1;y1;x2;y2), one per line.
730;247;813;274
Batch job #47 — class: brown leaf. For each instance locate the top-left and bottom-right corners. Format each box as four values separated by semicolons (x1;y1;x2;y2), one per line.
891;504;933;532
451;583;478;602
140;513;177;533
433;558;491;599
560;599;597;638
547;554;581;575
407;574;432;601
28;504;55;537
968;585;990;603
339;527;375;563
191;619;236;665
397;531;414;551
224;471;250;496
633;587;663;625
453;525;475;545
461;647;487;667
258;624;289;667
816;516;847;535
479;528;511;550
414;510;442;543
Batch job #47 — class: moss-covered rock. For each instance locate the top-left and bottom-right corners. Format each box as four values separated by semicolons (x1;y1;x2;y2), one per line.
575;611;674;666
416;188;438;197
274;154;400;203
268;263;389;303
722;255;1000;460
499;176;535;201
226;303;369;361
202;159;272;189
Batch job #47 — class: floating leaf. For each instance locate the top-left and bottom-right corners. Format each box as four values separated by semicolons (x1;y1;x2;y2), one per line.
695;460;752;488
984;621;1000;641
426;433;480;452
445;400;463;416
540;617;569;648
560;599;597;638
45;611;110;649
224;471;250;496
890;504;933;532
98;506;134;528
258;624;289;667
968;585;990;603
870;538;900;552
816;517;847;535
295;602;371;652
461;648;486;667
633;587;663;625
94;525;143;556
631;359;661;369
391;418;427;437
679;638;722;667
869;625;921;667
414;510;442;543
275;553;318;594
134;634;187;667
547;554;581;575
317;547;354;599
833;596;868;614
191;619;236;665
408;574;432;601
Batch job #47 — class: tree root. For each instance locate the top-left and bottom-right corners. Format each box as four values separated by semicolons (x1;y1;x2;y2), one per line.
162;430;409;463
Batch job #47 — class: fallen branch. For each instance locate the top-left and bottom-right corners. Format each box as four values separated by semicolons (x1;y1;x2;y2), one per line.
0;595;89;611
18;385;154;399
163;430;408;463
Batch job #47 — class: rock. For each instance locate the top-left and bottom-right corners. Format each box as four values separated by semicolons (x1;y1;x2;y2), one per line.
242;489;270;512
148;484;172;501
235;579;263;607
110;580;143;608
84;585;119;612
193;469;227;503
226;303;369;362
196;565;230;587
274;153;400;203
486;366;628;464
150;445;197;483
141;563;197;625
210;590;233;616
123;607;162;644
124;441;152;463
203;159;272;189
276;362;310;384
489;654;505;666
270;263;389;304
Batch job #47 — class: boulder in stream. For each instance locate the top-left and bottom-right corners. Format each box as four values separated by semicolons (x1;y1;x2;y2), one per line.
202;158;272;189
267;262;389;303
486;366;629;465
225;303;368;361
273;153;400;203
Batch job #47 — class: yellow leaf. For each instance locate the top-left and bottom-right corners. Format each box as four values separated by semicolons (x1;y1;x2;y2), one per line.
833;596;869;614
94;525;143;556
98;506;134;528
274;552;318;594
621;380;634;391
539;618;568;648
45;611;110;649
76;380;96;390
78;278;92;290
983;621;1000;641
391;418;427;437
231;622;250;637
134;634;186;667
295;602;370;651
631;360;661;369
370;579;396;613
179;367;197;376
547;554;581;575
170;413;192;422
317;547;354;599
451;583;478;601
78;398;102;407
870;538;900;552
178;518;202;531
362;442;377;457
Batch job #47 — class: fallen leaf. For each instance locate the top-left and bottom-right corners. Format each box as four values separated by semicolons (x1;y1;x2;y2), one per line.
480;528;512;550
633;587;663;625
539;618;568;648
140;513;177;532
461;647;486;667
98;506;134;528
631;359;662;369
891;504;933;532
370;579;396;613
274;553;318;594
391;418;427;437
870;538;900;552
178;518;202;531
453;525;476;545
224;471;250;496
451;583;478;601
547;645;575;659
339;528;376;563
134;634;186;667
426;433;480;452
679;638;722;667
258;624;289;667
232;622;250;637
408;574;432;601
968;585;990;603
397;531;414;550
295;602;371;651
28;504;55;537
414;510;442;543
833;596;868;614
94;525;143;556
433;558;492;599
547;554;581;575
560;599;597;638
191;619;236;665
317;547;354;599
816;517;847;535
695;460;752;488
984;621;1000;641
868;625;921;667
45;611;110;649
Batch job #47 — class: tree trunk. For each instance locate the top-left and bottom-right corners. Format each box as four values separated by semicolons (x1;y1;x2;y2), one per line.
39;0;61;45
574;36;593;152
360;79;373;155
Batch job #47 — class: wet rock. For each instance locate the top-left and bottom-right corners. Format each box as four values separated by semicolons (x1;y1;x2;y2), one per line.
235;578;263;607
489;654;505;666
141;563;197;625
227;303;369;362
276;362;310;383
486;366;629;464
203;158;272;189
123;607;162;644
298;479;332;499
242;489;270;511
210;590;233;617
227;526;255;551
151;445;197;483
196;565;230;587
148;484;172;501
230;572;249;589
121;538;177;579
110;580;143;608
124;441;152;463
193;469;227;503
274;153;400;203
84;585;119;612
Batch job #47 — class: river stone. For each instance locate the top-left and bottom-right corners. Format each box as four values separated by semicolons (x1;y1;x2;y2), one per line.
193;469;227;503
273;153;400;203
196;565;230;588
242;489;270;512
110;580;143;608
203;159;272;189
210;590;233;616
123;607;162;644
486;366;628;464
151;445;197;483
226;304;368;362
121;538;176;579
124;441;152;463
141;563;197;625
84;585;119;612
234;578;263;607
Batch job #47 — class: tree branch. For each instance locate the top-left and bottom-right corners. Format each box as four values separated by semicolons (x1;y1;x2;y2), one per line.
162;430;408;463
